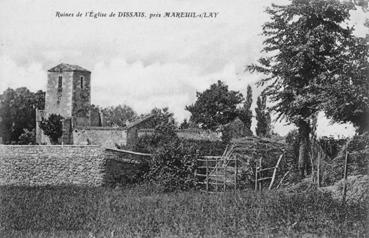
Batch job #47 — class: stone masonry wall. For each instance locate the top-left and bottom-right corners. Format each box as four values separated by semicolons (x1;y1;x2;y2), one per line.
45;71;74;118
73;127;127;147
0;145;105;186
72;71;91;126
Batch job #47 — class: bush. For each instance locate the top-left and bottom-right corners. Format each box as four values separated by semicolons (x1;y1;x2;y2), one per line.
146;138;201;192
131;122;202;192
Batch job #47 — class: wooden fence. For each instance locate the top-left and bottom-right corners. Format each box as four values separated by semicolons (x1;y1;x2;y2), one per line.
195;144;285;192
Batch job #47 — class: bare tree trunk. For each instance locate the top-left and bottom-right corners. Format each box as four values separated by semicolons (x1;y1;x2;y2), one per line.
298;120;310;179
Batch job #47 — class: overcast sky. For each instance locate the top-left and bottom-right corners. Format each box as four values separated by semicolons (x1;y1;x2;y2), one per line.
0;0;367;136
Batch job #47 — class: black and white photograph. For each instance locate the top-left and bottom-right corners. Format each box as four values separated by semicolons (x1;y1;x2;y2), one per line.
0;0;368;237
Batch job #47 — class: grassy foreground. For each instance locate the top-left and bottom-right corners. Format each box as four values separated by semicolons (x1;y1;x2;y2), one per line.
0;185;367;238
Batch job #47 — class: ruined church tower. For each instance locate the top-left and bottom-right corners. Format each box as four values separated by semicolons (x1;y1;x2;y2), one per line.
36;63;92;144
45;63;91;125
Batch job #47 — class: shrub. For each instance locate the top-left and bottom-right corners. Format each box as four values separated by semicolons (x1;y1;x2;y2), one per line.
146;138;201;192
138;122;202;192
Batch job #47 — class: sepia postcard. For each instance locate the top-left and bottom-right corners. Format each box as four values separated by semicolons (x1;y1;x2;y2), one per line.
0;0;368;237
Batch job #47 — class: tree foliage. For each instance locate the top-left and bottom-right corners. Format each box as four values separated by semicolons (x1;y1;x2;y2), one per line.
248;0;356;177
321;36;369;133
255;94;272;137
147;107;176;128
186;80;243;131
39;114;64;144
101;104;137;127
133;107;177;152
0;87;45;144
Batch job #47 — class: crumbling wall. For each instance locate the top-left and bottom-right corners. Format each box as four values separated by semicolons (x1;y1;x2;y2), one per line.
73;127;127;147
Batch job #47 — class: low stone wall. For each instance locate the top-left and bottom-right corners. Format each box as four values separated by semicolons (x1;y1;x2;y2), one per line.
73;127;127;147
0;145;151;187
0;145;105;186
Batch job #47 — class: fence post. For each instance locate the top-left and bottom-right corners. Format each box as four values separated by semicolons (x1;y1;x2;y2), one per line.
317;151;321;187
259;157;262;191
223;156;226;192
235;156;238;191
255;162;258;191
342;150;349;205
206;156;209;192
269;153;283;190
215;156;218;192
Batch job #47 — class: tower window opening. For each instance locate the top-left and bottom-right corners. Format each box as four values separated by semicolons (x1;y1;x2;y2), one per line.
58;76;63;92
80;76;84;89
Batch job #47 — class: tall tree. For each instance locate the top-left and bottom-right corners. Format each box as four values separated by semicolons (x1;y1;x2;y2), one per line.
238;85;253;132
0;87;45;144
248;0;355;177
322;0;369;133
255;94;271;137
186;80;243;131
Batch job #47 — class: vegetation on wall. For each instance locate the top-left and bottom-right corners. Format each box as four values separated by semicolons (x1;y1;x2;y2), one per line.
39;114;64;144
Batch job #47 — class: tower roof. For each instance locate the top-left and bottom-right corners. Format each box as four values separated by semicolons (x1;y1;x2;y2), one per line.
48;63;90;73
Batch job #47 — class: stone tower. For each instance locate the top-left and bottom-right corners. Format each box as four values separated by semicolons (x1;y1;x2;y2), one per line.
36;63;92;144
45;63;91;126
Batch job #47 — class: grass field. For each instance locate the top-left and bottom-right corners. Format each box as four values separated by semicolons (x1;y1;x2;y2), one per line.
0;184;367;238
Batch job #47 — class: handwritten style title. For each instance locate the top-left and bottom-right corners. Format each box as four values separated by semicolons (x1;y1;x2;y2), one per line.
55;11;219;19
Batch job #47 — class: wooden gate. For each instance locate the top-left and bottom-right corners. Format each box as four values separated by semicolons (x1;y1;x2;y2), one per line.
196;137;288;192
196;145;240;192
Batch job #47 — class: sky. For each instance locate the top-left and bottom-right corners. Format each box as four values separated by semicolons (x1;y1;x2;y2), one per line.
0;0;367;137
